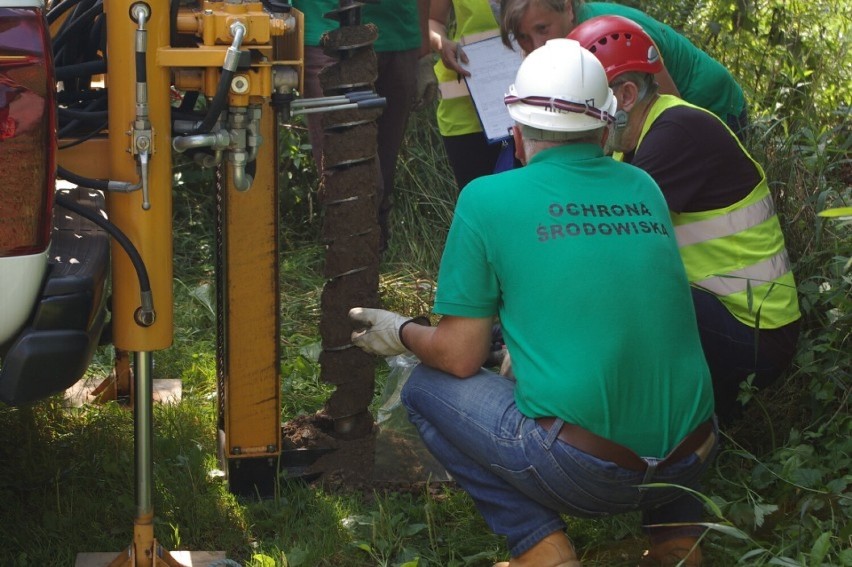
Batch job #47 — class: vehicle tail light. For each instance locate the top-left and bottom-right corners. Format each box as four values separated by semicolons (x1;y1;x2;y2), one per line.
0;6;56;257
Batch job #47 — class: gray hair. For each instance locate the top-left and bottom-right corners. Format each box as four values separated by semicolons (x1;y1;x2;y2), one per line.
615;71;659;103
499;0;585;49
519;123;602;142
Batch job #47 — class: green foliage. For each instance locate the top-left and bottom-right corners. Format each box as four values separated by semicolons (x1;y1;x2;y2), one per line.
278;120;322;242
0;1;849;565
627;3;852;563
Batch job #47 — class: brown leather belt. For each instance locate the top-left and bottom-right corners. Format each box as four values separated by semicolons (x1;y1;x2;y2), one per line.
536;418;714;472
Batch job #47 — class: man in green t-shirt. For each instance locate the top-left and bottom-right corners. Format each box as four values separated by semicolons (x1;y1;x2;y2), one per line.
349;39;716;567
498;0;748;139
291;0;431;250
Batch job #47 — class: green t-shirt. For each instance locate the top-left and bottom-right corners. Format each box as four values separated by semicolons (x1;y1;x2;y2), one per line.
434;144;714;457
293;0;421;52
578;2;745;120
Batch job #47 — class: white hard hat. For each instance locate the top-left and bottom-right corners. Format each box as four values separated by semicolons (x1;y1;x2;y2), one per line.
505;38;617;132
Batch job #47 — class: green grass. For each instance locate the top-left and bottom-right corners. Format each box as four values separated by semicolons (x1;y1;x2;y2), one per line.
1;0;850;564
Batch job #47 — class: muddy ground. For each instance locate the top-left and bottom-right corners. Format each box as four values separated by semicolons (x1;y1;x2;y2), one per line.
282;411;451;492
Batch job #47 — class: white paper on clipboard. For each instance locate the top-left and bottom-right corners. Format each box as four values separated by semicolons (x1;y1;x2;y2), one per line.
461;35;524;143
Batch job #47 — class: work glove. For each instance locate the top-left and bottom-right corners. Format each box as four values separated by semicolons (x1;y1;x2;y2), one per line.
349;307;430;357
414;54;438;109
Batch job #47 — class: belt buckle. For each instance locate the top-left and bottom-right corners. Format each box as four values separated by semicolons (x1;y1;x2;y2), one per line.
694;430;716;463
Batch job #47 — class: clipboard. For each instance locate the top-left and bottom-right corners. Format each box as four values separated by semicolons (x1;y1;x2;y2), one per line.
461;35;524;143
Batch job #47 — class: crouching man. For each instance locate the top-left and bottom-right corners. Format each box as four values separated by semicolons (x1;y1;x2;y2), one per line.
350;39;717;567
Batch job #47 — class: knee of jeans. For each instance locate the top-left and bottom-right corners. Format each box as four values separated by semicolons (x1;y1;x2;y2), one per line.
399;364;427;410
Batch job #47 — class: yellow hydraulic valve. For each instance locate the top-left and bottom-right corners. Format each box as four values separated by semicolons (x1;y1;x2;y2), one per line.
175;0;293;46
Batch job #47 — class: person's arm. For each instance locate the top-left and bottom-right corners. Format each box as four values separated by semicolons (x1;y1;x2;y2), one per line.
402;315;493;377
418;0;432;57
429;0;470;76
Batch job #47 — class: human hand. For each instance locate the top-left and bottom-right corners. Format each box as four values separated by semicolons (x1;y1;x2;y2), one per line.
414;54;438;109
437;39;470;77
488;0;501;22
349;308;430;357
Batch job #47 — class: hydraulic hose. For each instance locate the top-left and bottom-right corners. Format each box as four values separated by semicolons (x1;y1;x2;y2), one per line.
46;0;88;24
51;1;104;54
169;0;180;49
188;22;246;135
57;165;140;193
58;166;109;191
55;59;106;82
188;68;234;135
55;194;155;326
59;108;108;122
58;121;107;149
58;95;105;137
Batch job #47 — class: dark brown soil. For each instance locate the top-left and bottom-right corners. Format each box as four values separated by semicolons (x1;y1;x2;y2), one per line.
308;20;389;488
281;411;453;491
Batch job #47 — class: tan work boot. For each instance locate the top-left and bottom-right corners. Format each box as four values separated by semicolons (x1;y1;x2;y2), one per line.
493;530;582;567
638;537;702;566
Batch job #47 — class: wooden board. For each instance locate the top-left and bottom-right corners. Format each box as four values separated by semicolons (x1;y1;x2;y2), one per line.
75;550;226;566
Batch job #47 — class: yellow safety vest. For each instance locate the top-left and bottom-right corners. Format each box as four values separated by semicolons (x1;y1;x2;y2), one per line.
618;95;800;329
434;0;499;137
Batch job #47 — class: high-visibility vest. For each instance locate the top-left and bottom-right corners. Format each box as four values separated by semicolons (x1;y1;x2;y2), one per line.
434;1;499;137
618;95;800;329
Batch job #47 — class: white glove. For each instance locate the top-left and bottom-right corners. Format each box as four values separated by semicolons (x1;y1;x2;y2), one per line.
414;54;438;109
349;307;429;357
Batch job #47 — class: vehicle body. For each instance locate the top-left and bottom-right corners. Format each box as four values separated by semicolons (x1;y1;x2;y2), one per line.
0;0;110;405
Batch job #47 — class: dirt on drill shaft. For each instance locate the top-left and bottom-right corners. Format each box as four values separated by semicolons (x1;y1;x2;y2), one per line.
280;21;406;491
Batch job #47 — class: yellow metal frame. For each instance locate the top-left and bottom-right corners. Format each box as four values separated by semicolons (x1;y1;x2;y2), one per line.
106;0;174;353
56;1;306;564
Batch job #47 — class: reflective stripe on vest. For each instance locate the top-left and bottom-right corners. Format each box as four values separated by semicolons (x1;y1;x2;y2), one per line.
675;193;776;247
439;80;470;100
693;249;791;296
629;95;800;328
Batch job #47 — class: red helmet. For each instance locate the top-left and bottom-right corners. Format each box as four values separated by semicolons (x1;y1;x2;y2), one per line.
566;16;663;82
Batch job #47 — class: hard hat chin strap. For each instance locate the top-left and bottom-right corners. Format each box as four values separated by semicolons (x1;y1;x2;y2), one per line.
504;94;615;125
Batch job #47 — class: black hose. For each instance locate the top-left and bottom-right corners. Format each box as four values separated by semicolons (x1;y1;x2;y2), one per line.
57;89;107;105
58;96;105;137
178;90;199;114
170;0;180;48
59;108;108;121
55;59;106;81
46;0;87;24
55;194;152;297
52;1;103;54
57;166;110;191
58;121;108;149
136;49;147;84
189;68;234;134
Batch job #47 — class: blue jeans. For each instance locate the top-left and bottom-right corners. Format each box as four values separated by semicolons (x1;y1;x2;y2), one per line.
401;366;717;557
692;288;800;424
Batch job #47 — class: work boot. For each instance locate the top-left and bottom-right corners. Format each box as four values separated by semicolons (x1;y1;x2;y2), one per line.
493;531;581;567
638;537;702;566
